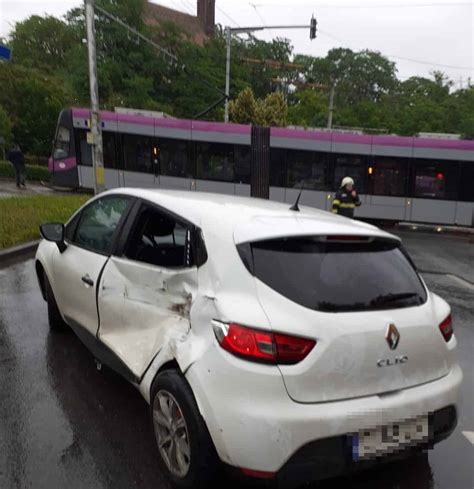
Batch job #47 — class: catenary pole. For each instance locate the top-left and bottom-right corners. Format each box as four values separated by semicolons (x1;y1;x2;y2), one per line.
327;81;336;129
85;0;105;194
224;27;232;123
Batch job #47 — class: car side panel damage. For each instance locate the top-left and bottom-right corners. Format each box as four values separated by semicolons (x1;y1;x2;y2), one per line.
98;256;199;379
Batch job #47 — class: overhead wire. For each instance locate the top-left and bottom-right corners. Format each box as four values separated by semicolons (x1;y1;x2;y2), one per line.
318;29;473;71
178;0;195;16
247;2;472;8
216;4;241;27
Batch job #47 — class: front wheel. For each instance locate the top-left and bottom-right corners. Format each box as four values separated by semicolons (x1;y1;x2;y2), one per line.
45;273;68;331
150;369;219;489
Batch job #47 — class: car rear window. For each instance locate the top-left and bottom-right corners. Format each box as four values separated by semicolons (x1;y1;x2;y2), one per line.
239;237;427;312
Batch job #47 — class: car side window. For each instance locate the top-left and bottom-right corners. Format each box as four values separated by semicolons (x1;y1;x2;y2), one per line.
72;196;131;254
124;206;193;268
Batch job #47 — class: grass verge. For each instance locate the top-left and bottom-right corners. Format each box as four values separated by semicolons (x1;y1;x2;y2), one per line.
0;194;89;249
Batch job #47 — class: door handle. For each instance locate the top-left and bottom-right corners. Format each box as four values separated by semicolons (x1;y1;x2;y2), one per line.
81;274;94;287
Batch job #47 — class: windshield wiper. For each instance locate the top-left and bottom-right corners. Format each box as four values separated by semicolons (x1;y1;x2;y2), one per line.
370;292;422;306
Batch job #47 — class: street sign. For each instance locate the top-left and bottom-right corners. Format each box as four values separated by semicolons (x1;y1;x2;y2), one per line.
0;44;12;62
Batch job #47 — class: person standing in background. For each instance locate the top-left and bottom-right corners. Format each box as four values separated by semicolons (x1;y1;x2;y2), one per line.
7;143;26;189
331;176;361;218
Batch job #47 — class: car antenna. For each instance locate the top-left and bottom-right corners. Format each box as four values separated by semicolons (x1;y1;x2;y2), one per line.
289;183;304;212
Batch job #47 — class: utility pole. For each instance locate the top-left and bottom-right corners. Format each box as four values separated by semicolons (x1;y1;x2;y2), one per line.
224;26;232;123
85;0;105;194
327;80;336;129
223;19;317;123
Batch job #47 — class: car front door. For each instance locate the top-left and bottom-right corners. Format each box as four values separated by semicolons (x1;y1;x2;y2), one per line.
53;195;133;340
97;202;199;381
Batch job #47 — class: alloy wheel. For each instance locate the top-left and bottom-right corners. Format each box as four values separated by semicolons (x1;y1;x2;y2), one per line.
153;390;191;478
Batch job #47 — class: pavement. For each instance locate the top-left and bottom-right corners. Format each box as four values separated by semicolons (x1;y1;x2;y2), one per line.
0;179;57;198
0;232;473;489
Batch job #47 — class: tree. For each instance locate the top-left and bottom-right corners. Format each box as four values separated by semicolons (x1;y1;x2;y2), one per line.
229;88;257;124
9;16;77;72
230;88;287;127
255;92;287;127
4;5;474;156
0;106;13;150
237;37;294;99
288;89;327;127
0;65;67;155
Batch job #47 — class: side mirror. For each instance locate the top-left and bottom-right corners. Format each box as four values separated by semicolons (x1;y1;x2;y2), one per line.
40;223;67;253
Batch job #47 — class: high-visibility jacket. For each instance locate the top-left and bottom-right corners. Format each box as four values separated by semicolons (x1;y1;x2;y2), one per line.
331;189;361;218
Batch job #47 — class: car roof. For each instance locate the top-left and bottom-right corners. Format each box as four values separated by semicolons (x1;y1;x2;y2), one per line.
104;188;399;243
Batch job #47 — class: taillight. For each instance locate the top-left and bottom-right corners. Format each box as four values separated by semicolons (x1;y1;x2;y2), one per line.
212;322;316;365
439;314;453;342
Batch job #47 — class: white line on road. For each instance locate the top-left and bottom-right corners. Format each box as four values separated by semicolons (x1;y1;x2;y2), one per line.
462;431;474;445
447;274;474;292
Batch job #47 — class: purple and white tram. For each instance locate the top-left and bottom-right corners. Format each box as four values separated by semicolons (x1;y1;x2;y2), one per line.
50;107;474;226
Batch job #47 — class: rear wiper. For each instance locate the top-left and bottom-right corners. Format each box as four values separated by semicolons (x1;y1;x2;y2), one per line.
370;292;421;306
318;301;368;312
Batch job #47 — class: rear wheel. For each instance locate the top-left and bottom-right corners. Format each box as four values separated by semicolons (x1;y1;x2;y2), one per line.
44;273;68;331
150;369;219;489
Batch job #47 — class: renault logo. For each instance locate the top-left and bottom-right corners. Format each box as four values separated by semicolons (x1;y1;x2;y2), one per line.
386;323;400;350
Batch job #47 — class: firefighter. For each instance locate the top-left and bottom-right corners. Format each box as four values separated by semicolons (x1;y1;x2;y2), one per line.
331;176;361;218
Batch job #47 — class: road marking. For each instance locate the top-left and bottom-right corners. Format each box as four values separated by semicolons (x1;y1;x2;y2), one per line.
447;274;474;292
462;431;474;445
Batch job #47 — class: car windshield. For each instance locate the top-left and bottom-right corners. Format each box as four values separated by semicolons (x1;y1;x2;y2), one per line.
241;237;427;312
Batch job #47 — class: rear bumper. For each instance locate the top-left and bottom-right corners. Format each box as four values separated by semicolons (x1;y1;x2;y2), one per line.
275;405;456;487
187;347;462;478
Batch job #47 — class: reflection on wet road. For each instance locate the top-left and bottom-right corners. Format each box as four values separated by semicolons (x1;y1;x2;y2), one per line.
0;232;473;489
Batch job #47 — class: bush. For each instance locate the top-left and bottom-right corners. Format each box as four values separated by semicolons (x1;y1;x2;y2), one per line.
25;154;49;166
0;160;50;181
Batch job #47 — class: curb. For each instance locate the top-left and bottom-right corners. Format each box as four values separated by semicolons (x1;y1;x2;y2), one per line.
395;222;474;238
0;240;40;267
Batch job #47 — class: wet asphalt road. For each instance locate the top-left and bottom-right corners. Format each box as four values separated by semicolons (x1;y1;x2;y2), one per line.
0;232;472;489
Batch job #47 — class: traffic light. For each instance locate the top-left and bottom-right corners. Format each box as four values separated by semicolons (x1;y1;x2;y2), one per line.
310;16;317;40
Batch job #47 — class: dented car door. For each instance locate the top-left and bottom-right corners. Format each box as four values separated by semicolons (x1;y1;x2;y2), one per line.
96;202;198;381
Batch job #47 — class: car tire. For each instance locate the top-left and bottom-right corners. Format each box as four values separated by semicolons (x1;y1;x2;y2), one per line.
150;369;219;489
44;273;68;331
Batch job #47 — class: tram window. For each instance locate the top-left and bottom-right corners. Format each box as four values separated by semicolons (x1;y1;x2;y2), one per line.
413;161;459;200
270;148;287;187
372;158;407;196
103;132;117;169
234;145;251;184
158;138;192;178
53;126;71;160
459;163;474;202
333;154;367;193
287;150;328;190
196;142;234;182
78;131;92;166
123;134;152;173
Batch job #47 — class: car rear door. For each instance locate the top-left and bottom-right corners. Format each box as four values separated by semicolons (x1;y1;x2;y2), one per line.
97;201;198;381
52;195;133;340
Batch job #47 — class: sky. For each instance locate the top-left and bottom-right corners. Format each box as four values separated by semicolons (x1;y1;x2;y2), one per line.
0;0;473;85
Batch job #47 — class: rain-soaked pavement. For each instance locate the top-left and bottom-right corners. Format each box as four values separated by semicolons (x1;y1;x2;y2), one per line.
0;231;472;489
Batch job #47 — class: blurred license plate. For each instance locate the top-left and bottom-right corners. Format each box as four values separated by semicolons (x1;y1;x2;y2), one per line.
353;415;429;461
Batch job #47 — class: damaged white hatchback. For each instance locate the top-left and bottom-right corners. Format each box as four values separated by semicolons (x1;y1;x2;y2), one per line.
35;189;462;488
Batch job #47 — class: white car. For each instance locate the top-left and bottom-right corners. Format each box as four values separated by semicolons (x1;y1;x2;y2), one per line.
35;189;462;488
